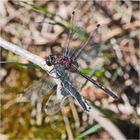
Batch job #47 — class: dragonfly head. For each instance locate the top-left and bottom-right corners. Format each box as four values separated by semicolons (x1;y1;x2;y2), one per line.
45;55;56;66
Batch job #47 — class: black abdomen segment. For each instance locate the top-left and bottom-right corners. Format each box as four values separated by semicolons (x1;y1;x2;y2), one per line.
79;72;119;100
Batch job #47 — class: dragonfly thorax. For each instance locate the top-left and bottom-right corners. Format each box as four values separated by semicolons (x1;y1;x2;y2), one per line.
58;57;79;73
45;55;56;66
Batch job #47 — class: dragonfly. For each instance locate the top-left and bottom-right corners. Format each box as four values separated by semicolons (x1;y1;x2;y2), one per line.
18;11;118;116
44;12;118;115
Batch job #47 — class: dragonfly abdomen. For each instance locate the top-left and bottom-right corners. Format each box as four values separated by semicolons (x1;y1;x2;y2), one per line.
79;72;119;100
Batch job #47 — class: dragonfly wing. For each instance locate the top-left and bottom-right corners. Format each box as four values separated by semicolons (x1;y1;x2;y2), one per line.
61;77;91;112
45;85;70;116
52;65;91;112
45;92;61;115
16;74;56;103
54;64;91;112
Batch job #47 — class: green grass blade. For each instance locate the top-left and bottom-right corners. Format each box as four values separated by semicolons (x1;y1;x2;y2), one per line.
22;1;54;17
80;64;104;75
0;61;40;69
76;124;102;139
31;3;54;17
80;68;92;75
22;1;88;41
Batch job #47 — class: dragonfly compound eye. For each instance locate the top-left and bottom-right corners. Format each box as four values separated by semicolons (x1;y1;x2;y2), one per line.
45;55;56;66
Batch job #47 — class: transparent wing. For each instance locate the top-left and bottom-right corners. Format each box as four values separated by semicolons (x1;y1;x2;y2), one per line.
61;77;91;112
44;85;70;116
63;11;75;58
53;64;91;112
16;74;56;103
72;24;101;60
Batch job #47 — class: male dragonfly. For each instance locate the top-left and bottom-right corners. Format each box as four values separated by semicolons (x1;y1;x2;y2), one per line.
19;11;118;115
